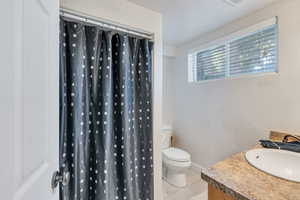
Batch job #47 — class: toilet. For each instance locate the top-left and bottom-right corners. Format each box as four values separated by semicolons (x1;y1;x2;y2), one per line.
161;129;191;187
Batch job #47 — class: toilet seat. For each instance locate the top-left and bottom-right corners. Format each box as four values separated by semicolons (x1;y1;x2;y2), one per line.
163;157;191;168
163;147;191;162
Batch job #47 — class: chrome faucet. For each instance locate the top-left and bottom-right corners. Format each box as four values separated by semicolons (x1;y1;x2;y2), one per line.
282;134;300;143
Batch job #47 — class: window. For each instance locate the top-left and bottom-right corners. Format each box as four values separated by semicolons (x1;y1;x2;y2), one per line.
188;18;278;82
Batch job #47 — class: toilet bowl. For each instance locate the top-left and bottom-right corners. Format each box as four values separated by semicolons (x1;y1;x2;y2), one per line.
161;129;191;187
162;147;191;187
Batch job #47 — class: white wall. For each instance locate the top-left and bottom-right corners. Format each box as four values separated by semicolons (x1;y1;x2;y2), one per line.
167;0;300;167
162;56;175;126
163;45;178;58
60;0;163;199
1;1;14;199
162;45;177;127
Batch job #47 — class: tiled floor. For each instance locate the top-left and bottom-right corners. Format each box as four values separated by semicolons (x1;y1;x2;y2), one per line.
163;169;208;200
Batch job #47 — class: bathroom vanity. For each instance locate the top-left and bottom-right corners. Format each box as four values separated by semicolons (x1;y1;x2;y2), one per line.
201;131;300;200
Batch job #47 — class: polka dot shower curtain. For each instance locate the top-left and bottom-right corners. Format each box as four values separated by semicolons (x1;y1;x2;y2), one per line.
59;17;153;200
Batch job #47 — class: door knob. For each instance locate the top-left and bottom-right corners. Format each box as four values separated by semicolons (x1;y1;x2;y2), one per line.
51;171;70;190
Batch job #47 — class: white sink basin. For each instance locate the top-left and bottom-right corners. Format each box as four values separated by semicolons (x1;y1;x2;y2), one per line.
245;149;300;183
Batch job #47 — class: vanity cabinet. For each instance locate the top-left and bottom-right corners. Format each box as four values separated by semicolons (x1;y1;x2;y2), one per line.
208;185;235;200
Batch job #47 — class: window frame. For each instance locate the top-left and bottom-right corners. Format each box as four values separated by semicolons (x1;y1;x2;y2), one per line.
188;17;279;83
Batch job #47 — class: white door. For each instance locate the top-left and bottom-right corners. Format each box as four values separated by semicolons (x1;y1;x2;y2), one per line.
0;0;60;200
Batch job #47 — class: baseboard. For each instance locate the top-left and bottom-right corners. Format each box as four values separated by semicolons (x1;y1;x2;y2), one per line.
191;162;205;173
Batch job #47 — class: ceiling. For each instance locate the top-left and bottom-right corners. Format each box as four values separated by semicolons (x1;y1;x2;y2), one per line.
128;0;280;46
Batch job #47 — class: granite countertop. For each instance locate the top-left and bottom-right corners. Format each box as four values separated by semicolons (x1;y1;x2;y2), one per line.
201;131;300;200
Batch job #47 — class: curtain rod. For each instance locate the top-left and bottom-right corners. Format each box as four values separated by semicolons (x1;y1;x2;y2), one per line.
60;8;154;40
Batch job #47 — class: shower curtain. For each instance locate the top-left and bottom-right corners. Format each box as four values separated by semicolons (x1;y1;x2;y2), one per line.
59;18;153;200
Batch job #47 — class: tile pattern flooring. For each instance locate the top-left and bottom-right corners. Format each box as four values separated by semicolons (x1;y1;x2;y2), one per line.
163;169;208;200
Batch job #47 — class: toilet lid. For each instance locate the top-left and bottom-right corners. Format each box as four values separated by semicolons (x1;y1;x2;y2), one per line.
163;147;191;162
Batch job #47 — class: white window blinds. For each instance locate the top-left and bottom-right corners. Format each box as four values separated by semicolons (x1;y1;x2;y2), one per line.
196;45;227;81
188;18;278;82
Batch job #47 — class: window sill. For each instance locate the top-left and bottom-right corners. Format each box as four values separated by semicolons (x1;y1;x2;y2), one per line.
188;71;279;85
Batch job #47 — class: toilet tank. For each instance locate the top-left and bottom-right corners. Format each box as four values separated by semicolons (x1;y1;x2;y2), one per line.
161;128;172;149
